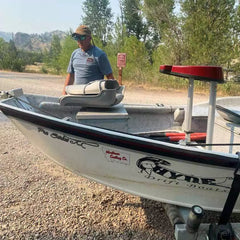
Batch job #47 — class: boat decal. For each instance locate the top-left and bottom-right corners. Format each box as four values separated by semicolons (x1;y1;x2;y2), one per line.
38;127;99;149
137;157;231;192
103;147;130;165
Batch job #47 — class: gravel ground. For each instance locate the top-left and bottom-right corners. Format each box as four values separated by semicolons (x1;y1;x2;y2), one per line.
0;71;212;240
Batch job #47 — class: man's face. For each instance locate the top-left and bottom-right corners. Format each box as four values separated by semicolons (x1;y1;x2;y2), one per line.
77;35;91;51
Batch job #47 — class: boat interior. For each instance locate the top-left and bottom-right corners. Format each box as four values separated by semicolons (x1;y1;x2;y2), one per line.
2;85;208;142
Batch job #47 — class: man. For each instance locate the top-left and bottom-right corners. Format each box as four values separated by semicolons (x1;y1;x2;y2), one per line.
62;25;114;95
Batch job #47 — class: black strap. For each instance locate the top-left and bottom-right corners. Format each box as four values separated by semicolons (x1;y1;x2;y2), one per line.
218;153;240;225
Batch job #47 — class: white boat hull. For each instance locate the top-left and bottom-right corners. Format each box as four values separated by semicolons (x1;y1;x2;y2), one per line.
9;115;238;212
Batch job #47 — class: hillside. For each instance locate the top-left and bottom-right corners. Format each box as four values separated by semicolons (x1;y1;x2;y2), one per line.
0;31;13;42
0;30;67;52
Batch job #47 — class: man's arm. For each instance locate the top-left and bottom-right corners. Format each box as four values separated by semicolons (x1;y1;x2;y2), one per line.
62;73;74;95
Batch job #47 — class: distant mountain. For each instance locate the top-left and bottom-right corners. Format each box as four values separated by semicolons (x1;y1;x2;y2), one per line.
0;31;13;42
0;30;67;52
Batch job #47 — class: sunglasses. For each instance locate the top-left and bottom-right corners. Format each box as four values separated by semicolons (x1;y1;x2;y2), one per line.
73;34;87;41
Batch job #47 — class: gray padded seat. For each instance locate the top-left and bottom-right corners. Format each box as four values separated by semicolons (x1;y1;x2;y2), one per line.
59;79;124;108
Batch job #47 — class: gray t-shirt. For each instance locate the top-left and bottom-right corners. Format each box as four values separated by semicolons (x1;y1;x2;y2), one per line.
67;46;113;84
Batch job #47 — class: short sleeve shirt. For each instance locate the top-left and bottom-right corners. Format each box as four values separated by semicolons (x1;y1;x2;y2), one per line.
67;46;113;85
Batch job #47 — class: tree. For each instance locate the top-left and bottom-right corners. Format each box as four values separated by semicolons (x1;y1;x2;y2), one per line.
46;35;62;73
230;4;240;77
121;36;150;83
122;0;146;40
0;38;44;72
111;17;128;51
181;0;235;66
0;39;24;71
143;0;185;65
58;34;78;74
118;0;125;40
0;38;9;69
143;0;175;30
82;0;113;45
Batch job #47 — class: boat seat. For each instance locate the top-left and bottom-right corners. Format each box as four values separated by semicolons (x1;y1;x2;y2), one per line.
59;79;124;108
159;65;224;83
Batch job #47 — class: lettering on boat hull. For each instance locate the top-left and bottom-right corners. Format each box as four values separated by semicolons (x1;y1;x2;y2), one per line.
103;147;130;165
137;157;231;192
38;127;99;149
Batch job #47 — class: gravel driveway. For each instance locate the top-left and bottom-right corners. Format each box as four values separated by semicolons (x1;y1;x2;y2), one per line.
0;71;209;240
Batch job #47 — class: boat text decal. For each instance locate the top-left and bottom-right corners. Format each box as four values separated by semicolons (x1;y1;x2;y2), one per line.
137;157;232;192
103;147;130;165
38;127;99;149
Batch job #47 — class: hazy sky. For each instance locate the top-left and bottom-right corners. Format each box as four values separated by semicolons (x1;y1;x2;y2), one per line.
0;0;121;34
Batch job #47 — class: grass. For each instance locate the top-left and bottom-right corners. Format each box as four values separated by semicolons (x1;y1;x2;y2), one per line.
24;64;44;73
23;65;240;96
24;64;57;74
122;74;240;97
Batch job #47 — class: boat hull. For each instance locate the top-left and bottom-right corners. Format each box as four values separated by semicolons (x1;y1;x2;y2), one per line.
6;113;239;212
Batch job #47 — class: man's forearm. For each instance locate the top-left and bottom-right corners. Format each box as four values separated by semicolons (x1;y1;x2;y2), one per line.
62;73;74;95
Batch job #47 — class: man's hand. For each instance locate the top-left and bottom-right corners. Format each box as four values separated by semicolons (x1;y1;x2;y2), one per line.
62;73;74;95
106;73;114;79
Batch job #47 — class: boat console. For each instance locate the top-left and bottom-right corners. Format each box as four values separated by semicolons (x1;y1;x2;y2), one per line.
75;104;129;132
160;65;224;149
